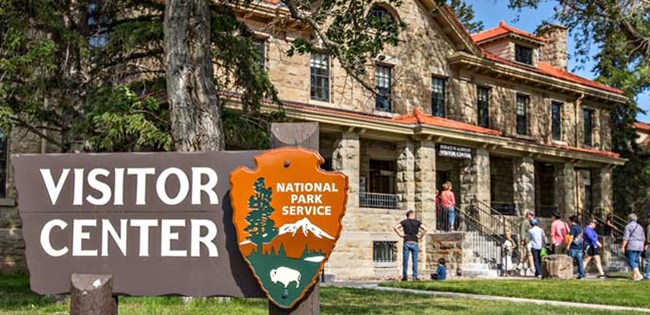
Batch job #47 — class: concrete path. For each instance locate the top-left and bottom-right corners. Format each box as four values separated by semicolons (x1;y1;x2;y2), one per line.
323;282;650;313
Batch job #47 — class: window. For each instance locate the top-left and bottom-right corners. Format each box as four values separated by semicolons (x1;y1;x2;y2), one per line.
87;0;108;48
515;45;533;65
431;77;446;117
310;54;330;102
367;6;396;31
0;134;7;198
551;102;563;141
477;87;490;128
373;241;397;263
516;94;528;135
375;65;392;112
253;39;266;70
583;108;594;146
369;159;396;194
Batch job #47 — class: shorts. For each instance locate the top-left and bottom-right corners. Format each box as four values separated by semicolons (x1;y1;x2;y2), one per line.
626;250;642;269
585;246;600;257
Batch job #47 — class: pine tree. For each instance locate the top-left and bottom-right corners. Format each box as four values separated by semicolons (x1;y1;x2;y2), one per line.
244;177;278;254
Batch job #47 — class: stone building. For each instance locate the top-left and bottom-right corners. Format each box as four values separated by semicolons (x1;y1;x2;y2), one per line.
0;1;626;278
234;1;626;279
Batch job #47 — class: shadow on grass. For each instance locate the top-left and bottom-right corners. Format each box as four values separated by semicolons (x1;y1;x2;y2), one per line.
0;273;63;311
320;287;467;314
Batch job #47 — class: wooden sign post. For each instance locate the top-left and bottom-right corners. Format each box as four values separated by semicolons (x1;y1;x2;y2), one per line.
270;122;320;315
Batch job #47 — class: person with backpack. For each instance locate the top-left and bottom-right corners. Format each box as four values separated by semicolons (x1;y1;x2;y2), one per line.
394;210;428;281
567;215;585;279
622;213;645;281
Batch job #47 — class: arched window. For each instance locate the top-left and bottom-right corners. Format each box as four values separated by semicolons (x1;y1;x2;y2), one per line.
367;5;397;31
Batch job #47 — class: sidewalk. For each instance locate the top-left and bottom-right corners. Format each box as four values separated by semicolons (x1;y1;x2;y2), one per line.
324;282;650;313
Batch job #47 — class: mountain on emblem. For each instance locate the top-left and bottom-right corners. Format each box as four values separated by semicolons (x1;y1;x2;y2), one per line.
279;218;335;239
230;147;348;309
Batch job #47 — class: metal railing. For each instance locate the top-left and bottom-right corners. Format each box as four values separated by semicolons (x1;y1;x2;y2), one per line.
490;201;517;216
459;204;508;272
436;199;514;275
359;192;399;209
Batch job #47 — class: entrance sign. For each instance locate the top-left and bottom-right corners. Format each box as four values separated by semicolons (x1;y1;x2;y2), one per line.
230;147;348;309
13;151;266;296
437;144;473;160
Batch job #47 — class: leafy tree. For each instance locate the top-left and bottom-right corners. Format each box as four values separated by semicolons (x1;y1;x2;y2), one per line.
245;177;278;253
448;0;484;33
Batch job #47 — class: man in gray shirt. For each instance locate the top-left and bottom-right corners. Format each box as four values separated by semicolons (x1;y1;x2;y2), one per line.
622;213;645;281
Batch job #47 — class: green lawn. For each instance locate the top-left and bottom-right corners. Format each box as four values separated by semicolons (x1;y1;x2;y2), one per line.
383;279;650;309
0;274;643;315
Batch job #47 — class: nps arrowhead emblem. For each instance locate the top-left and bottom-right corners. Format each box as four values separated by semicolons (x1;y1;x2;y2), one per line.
230;147;348;309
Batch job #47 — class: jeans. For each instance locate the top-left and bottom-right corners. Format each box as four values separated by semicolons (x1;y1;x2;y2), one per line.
626;250;642;269
402;242;419;279
643;250;650;278
447;208;456;231
569;248;585;278
531;248;542;277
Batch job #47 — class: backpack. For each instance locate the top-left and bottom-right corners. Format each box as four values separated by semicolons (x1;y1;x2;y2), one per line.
571;229;583;247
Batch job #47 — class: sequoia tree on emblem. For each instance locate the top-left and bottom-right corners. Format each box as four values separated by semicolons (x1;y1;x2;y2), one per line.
230;147;348;309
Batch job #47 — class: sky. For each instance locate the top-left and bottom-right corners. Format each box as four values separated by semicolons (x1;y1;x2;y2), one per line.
465;0;650;122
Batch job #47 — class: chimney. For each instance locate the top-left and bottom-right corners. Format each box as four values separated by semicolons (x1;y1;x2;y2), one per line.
537;25;567;70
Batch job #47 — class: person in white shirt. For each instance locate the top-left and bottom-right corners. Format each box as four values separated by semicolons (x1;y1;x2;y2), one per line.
528;219;547;278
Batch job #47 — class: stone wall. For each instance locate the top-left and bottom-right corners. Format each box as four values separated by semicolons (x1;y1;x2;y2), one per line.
1;127;46;273
425;232;471;278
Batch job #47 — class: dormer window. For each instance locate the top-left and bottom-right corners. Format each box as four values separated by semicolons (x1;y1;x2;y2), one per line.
515;45;533;65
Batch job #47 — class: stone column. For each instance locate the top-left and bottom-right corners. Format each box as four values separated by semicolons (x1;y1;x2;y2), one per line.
414;140;435;276
332;132;360;227
414;140;436;226
513;157;535;216
591;167;613;214
396;141;415;211
554;163;576;217
460;149;490;223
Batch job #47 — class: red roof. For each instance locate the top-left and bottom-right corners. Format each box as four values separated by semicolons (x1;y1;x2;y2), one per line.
635;122;650;133
483;52;624;95
472;20;547;44
393;108;502;136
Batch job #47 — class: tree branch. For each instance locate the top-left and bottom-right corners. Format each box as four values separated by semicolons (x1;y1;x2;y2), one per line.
282;1;381;97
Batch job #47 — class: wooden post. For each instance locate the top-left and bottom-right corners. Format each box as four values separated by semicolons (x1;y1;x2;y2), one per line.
70;274;117;315
270;122;320;315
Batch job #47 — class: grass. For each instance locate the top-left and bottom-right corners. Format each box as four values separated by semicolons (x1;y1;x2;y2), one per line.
383;278;650;309
0;274;643;314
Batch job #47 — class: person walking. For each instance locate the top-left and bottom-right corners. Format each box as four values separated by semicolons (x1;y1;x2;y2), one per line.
528;219;546;278
394;210;427;281
518;211;535;276
550;210;569;254
621;213;645;281
440;182;456;231
583;219;606;278
567;215;585;279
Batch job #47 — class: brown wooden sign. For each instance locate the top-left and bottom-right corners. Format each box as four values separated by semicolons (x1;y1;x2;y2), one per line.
230;147;348;309
12;151;270;296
